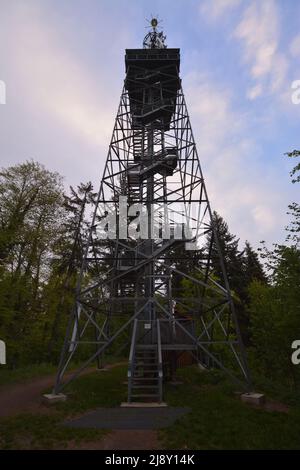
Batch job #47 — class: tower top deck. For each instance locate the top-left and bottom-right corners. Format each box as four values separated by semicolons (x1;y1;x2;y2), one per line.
125;48;180;73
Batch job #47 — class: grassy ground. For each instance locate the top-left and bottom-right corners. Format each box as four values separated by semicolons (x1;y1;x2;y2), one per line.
1;363;300;449
0;365;127;449
160;366;300;449
0;363;57;388
0;355;120;388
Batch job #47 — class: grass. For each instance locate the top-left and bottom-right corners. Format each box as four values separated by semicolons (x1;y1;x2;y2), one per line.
0;363;57;388
0;413;105;450
0;365;127;449
160;366;300;450
0;355;122;388
1;363;300;449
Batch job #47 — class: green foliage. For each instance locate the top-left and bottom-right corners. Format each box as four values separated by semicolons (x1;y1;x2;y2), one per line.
0;366;127;449
160;366;300;450
246;151;300;390
0;161;98;367
0;363;57;388
285;151;300;246
248;246;300;388
0;161;65;366
286;149;300;184
0;413;105;450
206;213;267;345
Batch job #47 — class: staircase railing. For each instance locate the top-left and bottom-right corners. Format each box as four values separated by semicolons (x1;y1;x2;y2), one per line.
128;319;138;403
157;319;163;403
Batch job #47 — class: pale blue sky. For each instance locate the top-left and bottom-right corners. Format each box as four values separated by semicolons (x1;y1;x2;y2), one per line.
0;0;299;247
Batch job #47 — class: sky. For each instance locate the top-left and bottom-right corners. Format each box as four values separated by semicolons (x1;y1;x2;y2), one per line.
0;0;299;249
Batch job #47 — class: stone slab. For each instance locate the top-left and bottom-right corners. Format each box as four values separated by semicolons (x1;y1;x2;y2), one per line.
241;392;265;406
42;393;67;404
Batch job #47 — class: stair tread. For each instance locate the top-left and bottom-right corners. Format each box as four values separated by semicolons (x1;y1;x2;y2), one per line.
132;378;159;381
135;366;158;369
135;362;157;365
132;385;159;389
131;394;160;398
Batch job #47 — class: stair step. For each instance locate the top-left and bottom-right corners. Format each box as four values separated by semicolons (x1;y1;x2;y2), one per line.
135;352;157;356
135;362;157;365
132;377;159;381
136;351;157;354
135;356;157;359
131;393;159;398
135;355;157;358
134;375;159;378
135;355;157;359
135;358;157;361
135;363;158;370
132;385;159;389
134;373;159;377
135;366;159;370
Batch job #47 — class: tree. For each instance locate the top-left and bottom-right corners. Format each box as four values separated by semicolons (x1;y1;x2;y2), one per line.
285;150;300;247
205;213;267;345
207;213;248;342
247;150;300;389
243;241;267;286
0;161;64;366
248;246;300;388
46;182;97;359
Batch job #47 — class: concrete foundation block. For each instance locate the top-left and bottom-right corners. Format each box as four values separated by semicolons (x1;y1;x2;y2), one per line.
42;393;67;405
241;392;265;406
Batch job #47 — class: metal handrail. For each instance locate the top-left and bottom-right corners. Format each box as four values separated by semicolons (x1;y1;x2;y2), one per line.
156;319;163;403
128;319;138;402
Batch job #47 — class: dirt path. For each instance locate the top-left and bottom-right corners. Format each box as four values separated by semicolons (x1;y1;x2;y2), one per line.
0;363;125;418
0;363;161;450
69;430;161;450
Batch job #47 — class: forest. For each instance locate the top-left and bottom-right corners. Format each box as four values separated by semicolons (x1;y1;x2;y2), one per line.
0;151;299;396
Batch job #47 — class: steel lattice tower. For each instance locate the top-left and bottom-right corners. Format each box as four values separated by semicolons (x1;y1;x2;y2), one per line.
54;20;252;403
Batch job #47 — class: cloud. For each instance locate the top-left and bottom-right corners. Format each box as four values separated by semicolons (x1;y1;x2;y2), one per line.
290;34;300;57
184;72;286;245
0;3;118;150
200;0;241;21
252;205;277;233
246;83;263;100
234;0;289;99
185;73;242;154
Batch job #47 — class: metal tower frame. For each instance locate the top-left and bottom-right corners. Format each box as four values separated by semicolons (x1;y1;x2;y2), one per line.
54;23;252;402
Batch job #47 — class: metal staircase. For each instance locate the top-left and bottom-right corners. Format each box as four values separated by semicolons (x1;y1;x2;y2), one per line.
128;319;163;403
132;127;144;161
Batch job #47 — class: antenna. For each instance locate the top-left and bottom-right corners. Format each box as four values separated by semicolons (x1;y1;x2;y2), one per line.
143;16;167;49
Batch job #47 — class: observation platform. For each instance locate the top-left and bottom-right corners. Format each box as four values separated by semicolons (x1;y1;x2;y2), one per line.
125;48;181;130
